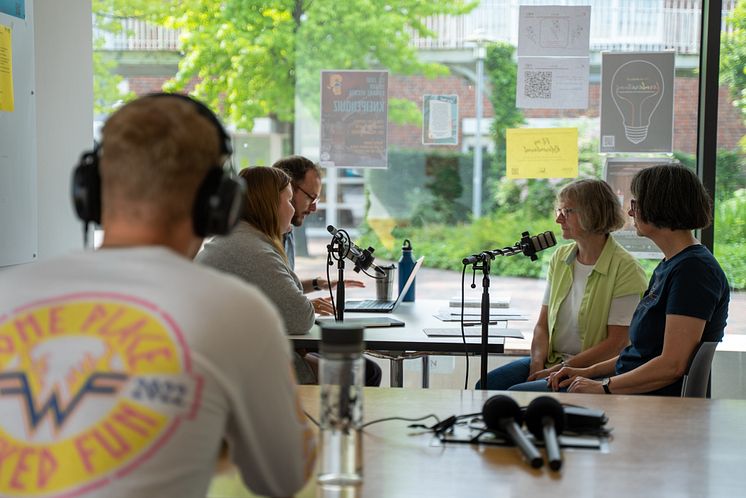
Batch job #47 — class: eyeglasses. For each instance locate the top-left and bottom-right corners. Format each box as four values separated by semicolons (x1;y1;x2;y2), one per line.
293;183;319;206
555;207;577;218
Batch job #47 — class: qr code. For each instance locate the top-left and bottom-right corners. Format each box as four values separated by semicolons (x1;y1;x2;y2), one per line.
524;71;552;99
602;135;615;148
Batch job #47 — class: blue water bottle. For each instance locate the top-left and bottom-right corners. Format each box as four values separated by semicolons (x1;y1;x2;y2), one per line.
398;239;416;302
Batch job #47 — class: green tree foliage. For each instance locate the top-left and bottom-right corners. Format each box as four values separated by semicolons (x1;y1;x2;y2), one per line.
721;2;746;122
482;42;524;213
485;42;524;146
92;1;135;115
95;0;476;131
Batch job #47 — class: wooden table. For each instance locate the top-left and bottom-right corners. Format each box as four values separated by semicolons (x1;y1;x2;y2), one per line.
210;387;746;498
291;299;526;387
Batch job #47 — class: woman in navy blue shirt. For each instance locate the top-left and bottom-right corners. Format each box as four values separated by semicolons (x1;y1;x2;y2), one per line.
549;165;730;395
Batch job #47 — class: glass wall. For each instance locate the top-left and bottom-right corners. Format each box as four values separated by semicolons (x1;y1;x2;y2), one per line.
92;0;743;335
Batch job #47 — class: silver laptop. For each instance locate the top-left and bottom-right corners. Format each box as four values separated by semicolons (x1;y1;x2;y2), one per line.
345;257;424;313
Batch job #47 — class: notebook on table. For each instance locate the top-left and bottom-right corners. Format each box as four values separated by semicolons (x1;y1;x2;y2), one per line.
315;316;405;328
344;256;425;313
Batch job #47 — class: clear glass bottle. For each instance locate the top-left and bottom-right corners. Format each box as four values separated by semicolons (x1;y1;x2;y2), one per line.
317;324;364;488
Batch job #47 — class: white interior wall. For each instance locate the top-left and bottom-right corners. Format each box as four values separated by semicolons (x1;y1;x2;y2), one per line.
34;0;92;260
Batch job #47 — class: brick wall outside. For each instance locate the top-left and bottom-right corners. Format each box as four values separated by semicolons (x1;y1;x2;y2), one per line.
385;74;746;155
127;73;745;155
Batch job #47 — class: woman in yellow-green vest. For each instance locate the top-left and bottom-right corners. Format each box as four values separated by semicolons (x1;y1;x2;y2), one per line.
477;179;647;391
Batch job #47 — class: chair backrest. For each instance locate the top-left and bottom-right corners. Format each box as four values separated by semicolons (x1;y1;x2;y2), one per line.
681;341;719;398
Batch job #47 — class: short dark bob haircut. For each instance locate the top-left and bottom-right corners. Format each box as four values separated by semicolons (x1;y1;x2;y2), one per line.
630;164;712;230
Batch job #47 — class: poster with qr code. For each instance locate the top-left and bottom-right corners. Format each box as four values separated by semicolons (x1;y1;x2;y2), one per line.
517;5;590;57
600;52;675;153
516;57;589;109
506;127;578;179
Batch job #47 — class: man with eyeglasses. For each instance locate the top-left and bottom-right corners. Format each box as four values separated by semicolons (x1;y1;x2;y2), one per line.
273;155;322;279
274;155;382;386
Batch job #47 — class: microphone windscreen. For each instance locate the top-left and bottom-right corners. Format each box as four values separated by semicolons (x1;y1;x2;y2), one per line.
482;395;522;431
524;396;565;439
531;231;557;252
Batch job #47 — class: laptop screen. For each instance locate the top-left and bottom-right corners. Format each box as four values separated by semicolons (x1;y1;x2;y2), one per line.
391;256;424;306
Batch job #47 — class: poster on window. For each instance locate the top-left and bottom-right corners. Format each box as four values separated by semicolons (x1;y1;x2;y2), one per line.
506;127;578;179
320;70;388;168
0;0;25;19
605;157;674;259
516;57;589;109
422;94;458;145
600;52;675;153
517;5;591;57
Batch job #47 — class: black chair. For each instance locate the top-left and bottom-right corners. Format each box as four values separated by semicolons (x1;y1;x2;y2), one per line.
680;342;718;398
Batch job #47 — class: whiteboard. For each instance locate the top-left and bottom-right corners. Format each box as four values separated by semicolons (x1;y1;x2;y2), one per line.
0;1;37;267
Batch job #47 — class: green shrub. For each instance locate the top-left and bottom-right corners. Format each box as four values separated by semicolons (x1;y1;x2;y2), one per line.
716;242;746;289
360;210;557;277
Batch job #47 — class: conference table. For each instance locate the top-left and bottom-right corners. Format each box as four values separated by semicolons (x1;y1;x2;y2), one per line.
209;387;746;498
291;299;526;388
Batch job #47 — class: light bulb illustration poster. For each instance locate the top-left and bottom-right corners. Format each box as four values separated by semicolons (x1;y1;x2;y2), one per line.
506;127;578;179
320;70;388;168
600;52;674;153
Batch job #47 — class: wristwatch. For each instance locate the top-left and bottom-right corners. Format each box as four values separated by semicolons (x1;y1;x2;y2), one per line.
312;278;322;291
601;377;612;394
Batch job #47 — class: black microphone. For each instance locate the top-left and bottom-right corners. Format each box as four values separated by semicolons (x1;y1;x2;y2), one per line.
520;231;556;261
524;396;565;471
327;225;382;274
482;395;543;468
462;230;557;265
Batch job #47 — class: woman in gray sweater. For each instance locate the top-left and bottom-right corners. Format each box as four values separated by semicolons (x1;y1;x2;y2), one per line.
196;167;331;383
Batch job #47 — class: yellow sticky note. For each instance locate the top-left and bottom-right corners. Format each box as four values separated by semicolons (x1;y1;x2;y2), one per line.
506;128;578;179
0;24;14;112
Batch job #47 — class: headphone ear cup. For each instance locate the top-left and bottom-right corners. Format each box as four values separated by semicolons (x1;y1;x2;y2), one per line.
71;150;102;224
193;168;246;237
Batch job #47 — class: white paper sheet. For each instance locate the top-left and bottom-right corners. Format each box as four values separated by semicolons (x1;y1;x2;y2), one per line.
516;57;589;109
518;5;591;57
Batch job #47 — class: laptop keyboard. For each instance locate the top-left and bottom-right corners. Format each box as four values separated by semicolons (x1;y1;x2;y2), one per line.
348;300;393;310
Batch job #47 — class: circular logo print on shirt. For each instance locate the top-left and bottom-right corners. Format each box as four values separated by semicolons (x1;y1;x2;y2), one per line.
0;293;202;497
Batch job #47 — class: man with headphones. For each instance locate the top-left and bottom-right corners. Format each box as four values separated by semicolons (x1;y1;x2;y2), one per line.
0;94;315;498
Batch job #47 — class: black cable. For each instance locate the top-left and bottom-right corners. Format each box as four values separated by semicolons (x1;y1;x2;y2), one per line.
304;410;319;427
82;221;90;249
361;266;385;279
307;409;442;433
361;413;441;429
460;264;469;389
325;249;337;319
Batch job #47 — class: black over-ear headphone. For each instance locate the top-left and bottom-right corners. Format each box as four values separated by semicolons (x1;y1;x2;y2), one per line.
71;92;246;238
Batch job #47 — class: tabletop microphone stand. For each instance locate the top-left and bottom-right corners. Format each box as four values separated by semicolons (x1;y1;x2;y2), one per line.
327;234;348;322
463;243;525;390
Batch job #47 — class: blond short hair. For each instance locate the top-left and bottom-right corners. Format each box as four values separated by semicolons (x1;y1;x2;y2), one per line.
100;95;222;226
557;179;625;234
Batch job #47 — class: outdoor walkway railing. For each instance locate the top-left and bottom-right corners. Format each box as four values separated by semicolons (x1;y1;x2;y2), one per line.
94;0;738;55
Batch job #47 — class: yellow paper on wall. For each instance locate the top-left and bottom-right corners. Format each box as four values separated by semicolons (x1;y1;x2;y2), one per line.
506;128;578;179
0;24;14;112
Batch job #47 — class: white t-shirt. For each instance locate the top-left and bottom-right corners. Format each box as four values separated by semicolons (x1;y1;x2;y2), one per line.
0;247;314;498
543;261;640;358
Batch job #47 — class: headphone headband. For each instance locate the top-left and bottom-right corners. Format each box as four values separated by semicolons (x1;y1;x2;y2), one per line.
71;93;245;239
